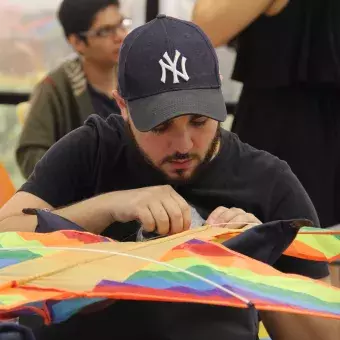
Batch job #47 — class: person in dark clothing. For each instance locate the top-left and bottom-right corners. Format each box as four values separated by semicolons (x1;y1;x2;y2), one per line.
193;0;340;229
0;14;337;340
16;0;129;179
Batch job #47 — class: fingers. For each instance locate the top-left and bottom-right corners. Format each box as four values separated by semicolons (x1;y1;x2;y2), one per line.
136;206;156;233
243;213;261;230
206;207;243;226
206;206;228;225
138;187;191;235
138;190;262;236
220;208;245;227
227;213;258;229
148;201;170;235
206;207;261;230
162;197;184;235
155;188;191;234
170;191;191;231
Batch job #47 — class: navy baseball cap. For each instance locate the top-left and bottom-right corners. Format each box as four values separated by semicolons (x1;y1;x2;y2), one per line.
118;14;227;132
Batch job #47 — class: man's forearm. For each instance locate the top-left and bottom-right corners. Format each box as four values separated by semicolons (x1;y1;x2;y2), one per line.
55;194;113;234
0;193;113;235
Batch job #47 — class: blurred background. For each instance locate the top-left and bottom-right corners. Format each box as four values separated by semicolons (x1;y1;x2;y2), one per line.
0;0;71;188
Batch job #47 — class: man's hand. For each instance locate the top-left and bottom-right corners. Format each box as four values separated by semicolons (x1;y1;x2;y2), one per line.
206;206;261;229
107;185;191;235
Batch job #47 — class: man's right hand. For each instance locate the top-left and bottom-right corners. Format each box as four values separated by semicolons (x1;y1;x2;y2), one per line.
106;185;191;235
0;186;191;236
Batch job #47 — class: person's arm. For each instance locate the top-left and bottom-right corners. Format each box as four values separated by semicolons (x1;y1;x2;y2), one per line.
260;277;340;340
16;78;62;179
192;0;289;47
0;185;191;236
0;191;115;235
1;121;191;235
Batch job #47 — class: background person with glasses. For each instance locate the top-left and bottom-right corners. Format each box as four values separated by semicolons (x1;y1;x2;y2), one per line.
16;0;130;179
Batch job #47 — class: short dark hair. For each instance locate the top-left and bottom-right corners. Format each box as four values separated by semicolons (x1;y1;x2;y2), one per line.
58;0;120;37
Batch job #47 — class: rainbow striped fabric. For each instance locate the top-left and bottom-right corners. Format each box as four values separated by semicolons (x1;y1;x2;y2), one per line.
0;229;339;325
213;226;340;263
284;227;340;262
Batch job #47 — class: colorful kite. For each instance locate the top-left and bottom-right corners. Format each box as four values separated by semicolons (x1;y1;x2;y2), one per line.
0;225;339;326
212;226;340;263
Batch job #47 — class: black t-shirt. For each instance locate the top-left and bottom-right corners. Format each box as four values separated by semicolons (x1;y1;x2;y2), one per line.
20;114;329;339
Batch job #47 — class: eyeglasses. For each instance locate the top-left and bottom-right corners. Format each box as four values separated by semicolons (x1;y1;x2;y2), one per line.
79;17;132;38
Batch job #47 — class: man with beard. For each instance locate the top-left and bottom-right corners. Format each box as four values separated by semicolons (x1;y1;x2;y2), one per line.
0;15;335;340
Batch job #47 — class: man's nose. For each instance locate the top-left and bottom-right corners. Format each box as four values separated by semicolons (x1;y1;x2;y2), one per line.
169;128;194;154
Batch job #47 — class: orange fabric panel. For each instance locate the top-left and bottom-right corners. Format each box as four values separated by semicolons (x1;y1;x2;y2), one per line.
0;164;15;207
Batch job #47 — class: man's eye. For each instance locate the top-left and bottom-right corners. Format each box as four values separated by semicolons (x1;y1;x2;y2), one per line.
191;118;208;126
152;122;170;134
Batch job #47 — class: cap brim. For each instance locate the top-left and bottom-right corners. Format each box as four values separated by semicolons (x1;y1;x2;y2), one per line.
127;88;227;132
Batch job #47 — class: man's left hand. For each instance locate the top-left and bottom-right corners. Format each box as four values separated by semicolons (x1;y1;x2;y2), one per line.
206;207;262;229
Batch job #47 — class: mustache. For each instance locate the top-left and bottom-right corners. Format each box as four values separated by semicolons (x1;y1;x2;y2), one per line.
161;152;200;165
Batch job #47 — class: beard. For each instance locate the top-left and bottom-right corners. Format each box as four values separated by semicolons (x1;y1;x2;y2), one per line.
125;122;221;185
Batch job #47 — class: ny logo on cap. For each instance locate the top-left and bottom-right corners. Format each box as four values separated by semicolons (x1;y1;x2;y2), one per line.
159;50;190;84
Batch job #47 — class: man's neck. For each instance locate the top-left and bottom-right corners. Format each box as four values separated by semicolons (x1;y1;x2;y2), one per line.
83;59;117;98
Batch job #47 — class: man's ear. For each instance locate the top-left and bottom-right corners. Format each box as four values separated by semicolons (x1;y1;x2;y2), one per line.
112;90;128;121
